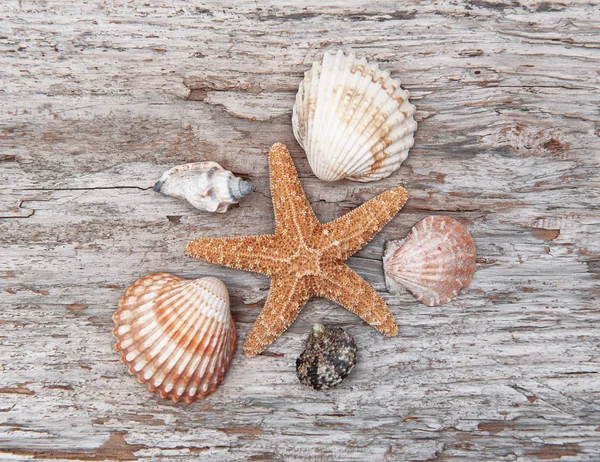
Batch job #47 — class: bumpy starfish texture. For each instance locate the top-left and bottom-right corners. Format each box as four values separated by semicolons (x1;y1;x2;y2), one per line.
187;143;408;356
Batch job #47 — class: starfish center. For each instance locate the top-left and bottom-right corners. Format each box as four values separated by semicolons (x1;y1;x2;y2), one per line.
289;247;321;276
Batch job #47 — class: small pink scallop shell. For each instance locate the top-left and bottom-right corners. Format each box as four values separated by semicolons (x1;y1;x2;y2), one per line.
113;273;237;404
383;216;476;306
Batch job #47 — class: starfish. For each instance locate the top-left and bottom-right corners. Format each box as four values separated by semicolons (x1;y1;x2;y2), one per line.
187;143;408;356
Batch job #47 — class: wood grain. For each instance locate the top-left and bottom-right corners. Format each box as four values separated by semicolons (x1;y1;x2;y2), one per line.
1;0;599;460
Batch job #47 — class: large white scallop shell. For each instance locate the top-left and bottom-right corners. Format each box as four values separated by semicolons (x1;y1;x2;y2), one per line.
292;50;418;182
113;273;237;404
383;216;476;307
154;162;254;213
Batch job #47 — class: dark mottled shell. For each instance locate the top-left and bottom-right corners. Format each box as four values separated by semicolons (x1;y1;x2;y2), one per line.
296;324;358;391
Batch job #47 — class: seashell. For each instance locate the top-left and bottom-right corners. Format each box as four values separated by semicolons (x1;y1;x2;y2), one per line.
383;216;476;307
154;162;255;213
296;324;358;391
292;50;418;182
113;273;237;404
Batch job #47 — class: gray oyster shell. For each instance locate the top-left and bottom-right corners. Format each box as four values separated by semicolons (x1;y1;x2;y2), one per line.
296;324;358;391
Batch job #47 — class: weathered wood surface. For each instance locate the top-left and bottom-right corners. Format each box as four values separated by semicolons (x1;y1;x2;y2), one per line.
1;0;600;460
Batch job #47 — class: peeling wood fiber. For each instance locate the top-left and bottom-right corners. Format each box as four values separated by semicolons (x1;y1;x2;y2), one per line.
1;0;600;460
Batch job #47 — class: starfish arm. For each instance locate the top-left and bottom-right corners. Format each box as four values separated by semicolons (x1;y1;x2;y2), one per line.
315;264;398;336
186;235;281;276
244;275;311;356
268;143;321;238
321;187;408;259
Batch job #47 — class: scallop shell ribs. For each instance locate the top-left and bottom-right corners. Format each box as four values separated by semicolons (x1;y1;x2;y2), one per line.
113;273;237;404
384;216;476;306
292;50;417;182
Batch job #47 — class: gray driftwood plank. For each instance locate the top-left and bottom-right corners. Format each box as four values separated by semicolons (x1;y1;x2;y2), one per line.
1;1;599;460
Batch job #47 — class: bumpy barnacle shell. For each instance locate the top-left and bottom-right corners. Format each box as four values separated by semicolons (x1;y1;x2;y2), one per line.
154;161;254;213
296;323;358;391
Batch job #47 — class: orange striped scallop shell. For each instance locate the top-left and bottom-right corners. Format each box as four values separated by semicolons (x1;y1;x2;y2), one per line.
113;273;237;404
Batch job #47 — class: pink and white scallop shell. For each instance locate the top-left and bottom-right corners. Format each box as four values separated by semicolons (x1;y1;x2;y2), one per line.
113;273;237;404
383;216;476;307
